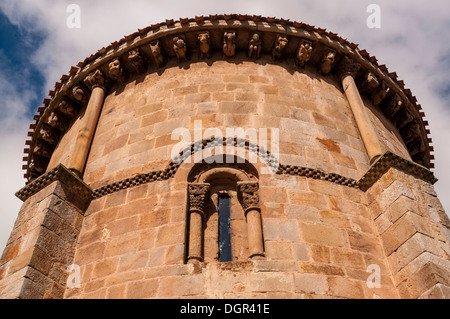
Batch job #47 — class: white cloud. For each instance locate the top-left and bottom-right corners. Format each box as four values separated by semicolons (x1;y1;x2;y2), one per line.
0;0;449;251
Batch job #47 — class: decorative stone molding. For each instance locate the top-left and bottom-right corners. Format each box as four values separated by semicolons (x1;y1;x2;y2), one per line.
15;164;92;202
357;151;437;191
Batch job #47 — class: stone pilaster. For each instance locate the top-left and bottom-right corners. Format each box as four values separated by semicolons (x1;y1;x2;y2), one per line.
0;164;92;299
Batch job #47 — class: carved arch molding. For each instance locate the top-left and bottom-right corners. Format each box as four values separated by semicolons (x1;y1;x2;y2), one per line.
186;163;265;262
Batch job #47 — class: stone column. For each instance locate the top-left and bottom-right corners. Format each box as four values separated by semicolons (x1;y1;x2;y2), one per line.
68;69;108;178
187;183;210;263
336;56;383;164
238;182;264;259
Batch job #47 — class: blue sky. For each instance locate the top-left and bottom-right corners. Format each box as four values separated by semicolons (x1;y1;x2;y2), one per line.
0;0;449;251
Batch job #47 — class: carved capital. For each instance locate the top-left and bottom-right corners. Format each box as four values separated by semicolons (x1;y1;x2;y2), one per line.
84;69;108;91
335;55;361;80
188;183;210;215
237;182;260;213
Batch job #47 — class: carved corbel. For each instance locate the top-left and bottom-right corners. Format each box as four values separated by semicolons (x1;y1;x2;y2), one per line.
33;140;52;158
71;85;86;103
198;31;211;59
149;40;164;67
296;39;313;67
272;34;288;60
360;72;379;94
382;93;402;118
128;49;146;73
57;99;77;117
28;156;48;175
46;111;67;132
371;81;389;106
401;121;421;146
320;49;336;74
223;31;236;57
394;109;414;130
335;55;361;81
108;58;124;83
39;124;59;146
248;33;262;59
173;36;188;63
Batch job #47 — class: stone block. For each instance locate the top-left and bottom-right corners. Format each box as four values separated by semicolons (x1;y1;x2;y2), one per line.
327;277;365;299
389;195;419;223
300;223;346;247
126;279;159;298
294;273;327;295
381;212;434;256
249;272;293;293
388;233;442;274
330;247;365;269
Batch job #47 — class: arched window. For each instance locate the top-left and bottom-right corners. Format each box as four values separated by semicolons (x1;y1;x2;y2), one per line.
186;163;264;263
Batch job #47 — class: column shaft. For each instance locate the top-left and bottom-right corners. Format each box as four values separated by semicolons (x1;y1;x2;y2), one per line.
342;74;383;163
246;209;264;259
187;211;203;262
68;86;105;177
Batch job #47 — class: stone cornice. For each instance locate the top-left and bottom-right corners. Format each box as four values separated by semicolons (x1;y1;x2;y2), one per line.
15;164;92;202
23;15;434;182
357;151;437;191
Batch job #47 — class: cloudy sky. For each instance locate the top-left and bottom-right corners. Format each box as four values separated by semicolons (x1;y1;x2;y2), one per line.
0;0;449;251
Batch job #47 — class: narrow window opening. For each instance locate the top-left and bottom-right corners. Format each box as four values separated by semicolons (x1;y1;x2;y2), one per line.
218;193;232;262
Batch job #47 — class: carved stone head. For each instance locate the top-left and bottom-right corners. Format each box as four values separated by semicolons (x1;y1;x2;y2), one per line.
72;86;85;102
108;58;122;80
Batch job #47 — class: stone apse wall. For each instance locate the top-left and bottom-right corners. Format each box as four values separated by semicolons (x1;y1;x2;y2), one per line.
0;16;449;299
